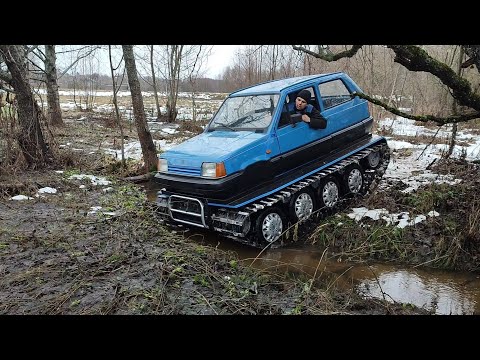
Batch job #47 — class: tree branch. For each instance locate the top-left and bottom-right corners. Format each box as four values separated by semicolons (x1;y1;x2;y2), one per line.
29;45;45;61
353;91;480;125
25;45;41;54
295;44;480;122
56;45;93;55
292;45;363;61
387;45;480;111
27;58;46;74
58;45;103;79
30;76;46;83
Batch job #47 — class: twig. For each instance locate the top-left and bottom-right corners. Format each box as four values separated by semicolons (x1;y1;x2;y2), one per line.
367;265;387;303
249;239;275;267
194;289;218;315
326;265;353;292
416;125;443;160
309;247;328;292
122;173;154;183
412;253;449;268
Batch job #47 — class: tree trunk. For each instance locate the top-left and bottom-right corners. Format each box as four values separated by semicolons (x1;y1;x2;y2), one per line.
109;45;126;169
447;47;464;158
149;45;162;120
166;45;183;123
0;45;51;168
122;45;158;172
44;45;63;126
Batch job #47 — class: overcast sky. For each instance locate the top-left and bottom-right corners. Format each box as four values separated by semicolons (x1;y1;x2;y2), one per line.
56;45;241;80
204;45;241;78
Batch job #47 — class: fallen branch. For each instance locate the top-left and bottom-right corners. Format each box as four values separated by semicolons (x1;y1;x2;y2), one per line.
122;173;154;183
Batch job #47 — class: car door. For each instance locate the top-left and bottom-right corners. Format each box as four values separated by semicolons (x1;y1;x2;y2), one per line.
318;78;368;150
273;92;329;177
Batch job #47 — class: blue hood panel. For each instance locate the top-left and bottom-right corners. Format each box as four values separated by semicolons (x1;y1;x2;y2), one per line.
163;131;266;170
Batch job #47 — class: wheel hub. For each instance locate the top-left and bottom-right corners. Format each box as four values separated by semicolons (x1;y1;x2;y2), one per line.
322;181;339;208
294;193;314;220
348;169;363;193
367;151;380;168
261;213;283;243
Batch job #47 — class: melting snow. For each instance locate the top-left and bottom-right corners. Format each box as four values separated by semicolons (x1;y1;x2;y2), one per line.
68;174;111;186
161;128;177;134
87;206;117;216
347;207;440;228
37;187;57;194
10;195;34;201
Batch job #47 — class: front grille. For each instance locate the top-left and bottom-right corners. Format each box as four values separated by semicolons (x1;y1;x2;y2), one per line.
169;165;201;176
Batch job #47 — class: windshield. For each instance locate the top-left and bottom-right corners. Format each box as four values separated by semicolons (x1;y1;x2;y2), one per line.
208;94;280;132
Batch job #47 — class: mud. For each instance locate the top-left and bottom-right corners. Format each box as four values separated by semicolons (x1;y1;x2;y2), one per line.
2;116;471;315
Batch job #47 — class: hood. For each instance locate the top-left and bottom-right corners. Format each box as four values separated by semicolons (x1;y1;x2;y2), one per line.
162;131;266;170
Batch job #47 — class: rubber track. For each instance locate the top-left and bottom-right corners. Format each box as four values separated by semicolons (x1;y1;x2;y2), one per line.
211;142;390;245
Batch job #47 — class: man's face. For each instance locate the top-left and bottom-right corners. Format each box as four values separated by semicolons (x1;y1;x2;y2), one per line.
295;97;308;111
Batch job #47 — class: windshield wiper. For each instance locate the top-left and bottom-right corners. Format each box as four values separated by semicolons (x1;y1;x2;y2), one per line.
212;122;235;131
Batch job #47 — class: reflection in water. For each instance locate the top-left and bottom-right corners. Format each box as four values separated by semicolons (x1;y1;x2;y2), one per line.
144;181;480;315
356;266;479;315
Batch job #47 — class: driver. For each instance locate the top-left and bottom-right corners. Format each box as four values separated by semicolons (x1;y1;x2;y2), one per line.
288;89;326;129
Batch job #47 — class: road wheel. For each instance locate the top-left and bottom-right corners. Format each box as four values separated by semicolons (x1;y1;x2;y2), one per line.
288;187;315;222
318;176;339;209
365;150;381;169
254;207;286;245
343;163;365;195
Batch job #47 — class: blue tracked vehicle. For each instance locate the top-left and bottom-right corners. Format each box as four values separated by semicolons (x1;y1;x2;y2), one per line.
154;72;390;247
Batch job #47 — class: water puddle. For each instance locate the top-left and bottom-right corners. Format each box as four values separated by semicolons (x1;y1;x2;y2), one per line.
145;182;480;314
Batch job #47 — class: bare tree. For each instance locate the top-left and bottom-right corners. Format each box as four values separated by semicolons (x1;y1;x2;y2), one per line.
13;45;63;126
53;45;103;111
149;45;162;120
44;45;63;126
447;46;465;158
27;45;102;126
185;45;211;121
122;45;157;172
147;45;212;123
109;45;126;168
0;45;51;168
221;45;302;90
165;45;184;123
68;49;101;111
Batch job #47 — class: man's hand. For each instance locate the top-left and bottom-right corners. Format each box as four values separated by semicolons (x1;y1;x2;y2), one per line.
302;114;311;123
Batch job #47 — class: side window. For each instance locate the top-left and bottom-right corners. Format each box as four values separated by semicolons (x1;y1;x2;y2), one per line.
319;80;351;110
278;88;319;129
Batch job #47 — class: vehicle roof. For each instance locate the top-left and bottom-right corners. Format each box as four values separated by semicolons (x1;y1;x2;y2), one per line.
230;72;343;96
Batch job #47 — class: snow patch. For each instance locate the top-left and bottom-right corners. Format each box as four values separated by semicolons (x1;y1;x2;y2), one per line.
10;195;34;201
68;174;111;186
347;207;440;228
37;187;58;194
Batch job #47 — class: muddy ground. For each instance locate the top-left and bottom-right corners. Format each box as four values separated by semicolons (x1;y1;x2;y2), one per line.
308;158;480;272
2;114;472;315
1;170;426;315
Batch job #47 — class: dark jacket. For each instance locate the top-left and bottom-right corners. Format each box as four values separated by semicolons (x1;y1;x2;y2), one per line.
287;102;326;129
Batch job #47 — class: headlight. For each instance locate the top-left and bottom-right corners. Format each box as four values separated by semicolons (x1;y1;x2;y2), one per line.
158;158;168;173
201;162;226;178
